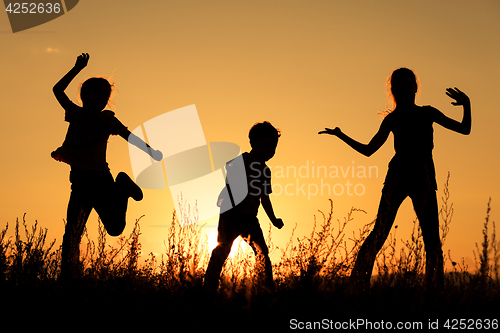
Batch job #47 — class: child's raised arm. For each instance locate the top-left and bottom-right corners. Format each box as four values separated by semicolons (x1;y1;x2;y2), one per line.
434;87;471;135
53;53;89;107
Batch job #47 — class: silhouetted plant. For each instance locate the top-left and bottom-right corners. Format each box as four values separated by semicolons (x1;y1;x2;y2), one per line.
0;177;499;323
0;222;11;284
473;198;499;288
0;214;59;284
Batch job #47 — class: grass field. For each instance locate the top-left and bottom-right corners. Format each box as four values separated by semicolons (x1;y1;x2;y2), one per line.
1;176;499;330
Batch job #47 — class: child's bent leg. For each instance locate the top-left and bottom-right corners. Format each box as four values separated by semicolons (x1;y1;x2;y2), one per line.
94;172;142;237
116;172;143;201
94;192;126;237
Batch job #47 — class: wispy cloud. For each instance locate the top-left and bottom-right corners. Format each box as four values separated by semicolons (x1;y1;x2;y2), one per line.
45;47;60;53
29;46;61;54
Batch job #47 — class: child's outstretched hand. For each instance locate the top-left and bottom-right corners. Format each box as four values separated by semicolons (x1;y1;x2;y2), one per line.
151;149;163;161
318;127;342;136
271;217;284;229
74;53;90;70
446;87;470;106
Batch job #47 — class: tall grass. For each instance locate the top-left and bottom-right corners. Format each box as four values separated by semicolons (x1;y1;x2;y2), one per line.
474;197;500;287
0;214;59;285
1;175;499;328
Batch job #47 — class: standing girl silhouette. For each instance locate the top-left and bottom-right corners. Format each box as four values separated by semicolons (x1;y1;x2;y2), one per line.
52;53;163;280
319;68;471;289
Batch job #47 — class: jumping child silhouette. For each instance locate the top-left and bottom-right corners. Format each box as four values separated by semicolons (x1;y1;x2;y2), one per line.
52;53;163;280
204;121;284;294
319;68;471;290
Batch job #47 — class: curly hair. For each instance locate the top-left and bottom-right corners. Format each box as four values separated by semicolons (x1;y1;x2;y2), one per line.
248;121;281;144
79;77;115;109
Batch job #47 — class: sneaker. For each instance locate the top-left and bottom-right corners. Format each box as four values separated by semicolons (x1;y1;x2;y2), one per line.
116;172;143;201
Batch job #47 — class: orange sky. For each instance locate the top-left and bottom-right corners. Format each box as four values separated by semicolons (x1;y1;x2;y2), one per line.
1;0;499;271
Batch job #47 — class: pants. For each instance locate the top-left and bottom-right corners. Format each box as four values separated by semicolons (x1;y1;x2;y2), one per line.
61;167;128;280
351;169;444;289
204;211;274;292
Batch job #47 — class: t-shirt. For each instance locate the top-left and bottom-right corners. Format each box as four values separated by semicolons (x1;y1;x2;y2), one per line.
383;105;441;189
51;96;128;171
218;152;272;216
385;105;438;158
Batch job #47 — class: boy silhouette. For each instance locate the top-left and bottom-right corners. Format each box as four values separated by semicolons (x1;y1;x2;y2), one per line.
52;53;162;280
204;121;284;294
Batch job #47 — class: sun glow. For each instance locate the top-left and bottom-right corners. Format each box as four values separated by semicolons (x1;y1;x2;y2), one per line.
205;228;218;253
229;237;252;258
203;228;253;259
